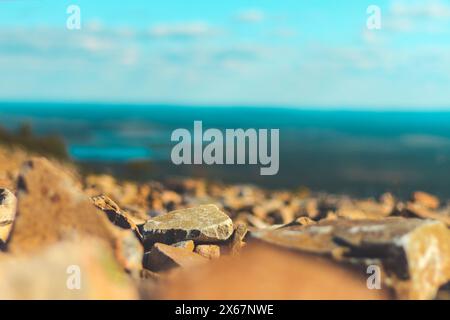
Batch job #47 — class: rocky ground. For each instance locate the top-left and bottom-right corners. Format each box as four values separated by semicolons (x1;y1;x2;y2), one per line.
0;145;449;300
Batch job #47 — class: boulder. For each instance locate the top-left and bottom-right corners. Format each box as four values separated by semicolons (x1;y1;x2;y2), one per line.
143;205;233;247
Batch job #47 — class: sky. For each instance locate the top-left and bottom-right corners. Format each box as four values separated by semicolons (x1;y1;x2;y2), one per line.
0;0;450;109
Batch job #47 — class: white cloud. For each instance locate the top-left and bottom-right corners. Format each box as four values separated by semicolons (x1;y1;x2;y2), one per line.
272;27;298;38
79;35;112;53
384;0;450;34
148;22;216;38
2;20;450;108
390;0;450;18
121;47;139;66
384;17;416;32
362;29;385;45
85;19;104;33
236;9;265;23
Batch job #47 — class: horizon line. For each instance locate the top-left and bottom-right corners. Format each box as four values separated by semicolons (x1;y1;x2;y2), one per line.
1;100;450;112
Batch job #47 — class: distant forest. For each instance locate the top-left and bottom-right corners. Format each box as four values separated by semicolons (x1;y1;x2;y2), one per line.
0;123;68;160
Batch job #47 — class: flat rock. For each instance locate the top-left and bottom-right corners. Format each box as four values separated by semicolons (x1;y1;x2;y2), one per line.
144;243;208;272
143;205;233;247
195;245;220;260
0;188;16;246
252;217;450;300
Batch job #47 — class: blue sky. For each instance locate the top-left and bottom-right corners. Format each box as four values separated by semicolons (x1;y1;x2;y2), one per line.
0;0;450;108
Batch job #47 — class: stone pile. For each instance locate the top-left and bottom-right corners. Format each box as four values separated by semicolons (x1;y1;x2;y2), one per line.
82;175;450;299
0;146;449;300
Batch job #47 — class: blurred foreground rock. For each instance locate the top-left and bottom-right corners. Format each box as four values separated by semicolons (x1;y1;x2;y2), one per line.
0;238;138;299
252;218;450;300
5;157;144;275
157;243;390;300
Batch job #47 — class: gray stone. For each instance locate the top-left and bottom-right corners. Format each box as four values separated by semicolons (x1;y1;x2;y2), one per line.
143;204;233;247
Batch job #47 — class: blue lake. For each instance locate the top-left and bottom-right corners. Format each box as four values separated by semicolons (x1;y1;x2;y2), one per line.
1;102;450;198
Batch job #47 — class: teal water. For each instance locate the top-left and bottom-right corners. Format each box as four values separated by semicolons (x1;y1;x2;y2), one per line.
1;102;450;198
